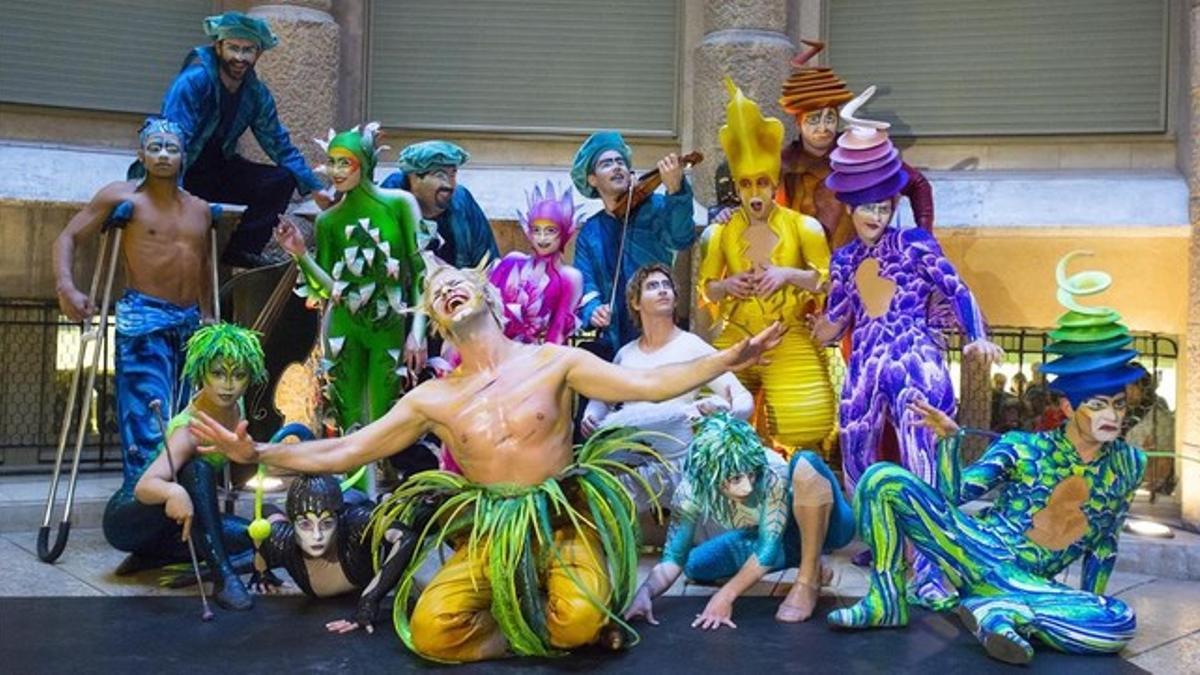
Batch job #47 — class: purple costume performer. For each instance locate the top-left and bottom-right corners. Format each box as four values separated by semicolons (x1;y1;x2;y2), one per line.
488;181;585;345
816;88;1001;600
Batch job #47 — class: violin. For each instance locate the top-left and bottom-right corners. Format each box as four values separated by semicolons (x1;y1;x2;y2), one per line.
611;151;704;221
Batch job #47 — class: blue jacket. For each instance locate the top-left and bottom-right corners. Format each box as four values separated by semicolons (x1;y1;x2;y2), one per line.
379;170;500;269
573;180;697;352
153;46;322;193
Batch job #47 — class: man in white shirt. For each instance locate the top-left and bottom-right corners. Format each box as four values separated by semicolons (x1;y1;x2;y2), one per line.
582;263;753;509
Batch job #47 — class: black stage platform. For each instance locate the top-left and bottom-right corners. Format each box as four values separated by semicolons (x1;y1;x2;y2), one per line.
0;595;1146;674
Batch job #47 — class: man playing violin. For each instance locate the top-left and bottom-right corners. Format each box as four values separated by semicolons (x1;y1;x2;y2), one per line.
570;131;697;356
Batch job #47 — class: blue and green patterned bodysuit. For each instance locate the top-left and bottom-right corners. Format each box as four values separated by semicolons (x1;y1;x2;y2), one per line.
829;427;1146;659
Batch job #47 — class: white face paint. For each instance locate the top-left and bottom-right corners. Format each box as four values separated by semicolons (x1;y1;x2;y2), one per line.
719;472;755;501
1075;394;1127;444
295;511;337;558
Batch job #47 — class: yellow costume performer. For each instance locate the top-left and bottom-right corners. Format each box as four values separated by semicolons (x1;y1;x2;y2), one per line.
699;78;837;456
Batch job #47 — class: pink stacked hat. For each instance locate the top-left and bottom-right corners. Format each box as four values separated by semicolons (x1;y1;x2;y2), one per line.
824;86;909;206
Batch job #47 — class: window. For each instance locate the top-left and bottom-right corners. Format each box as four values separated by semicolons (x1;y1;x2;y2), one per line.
828;0;1169;136
368;0;680;135
0;0;211;114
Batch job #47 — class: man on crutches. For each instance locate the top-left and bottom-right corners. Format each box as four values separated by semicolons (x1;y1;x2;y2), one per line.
51;117;219;570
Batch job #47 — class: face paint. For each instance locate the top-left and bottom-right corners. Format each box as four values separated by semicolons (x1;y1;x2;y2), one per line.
719;472;755;501
587;150;631;197
736;173;777;223
294;511;337;558
1074;394;1127;444
326;150;361;193
528;220;563;256
140;132;183;179
798;107;839;154
637;272;676;317
850;199;895;245
202;357;250;408
216;38;260;82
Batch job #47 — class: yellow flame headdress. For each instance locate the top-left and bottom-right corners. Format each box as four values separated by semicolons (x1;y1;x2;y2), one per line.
718;77;784;183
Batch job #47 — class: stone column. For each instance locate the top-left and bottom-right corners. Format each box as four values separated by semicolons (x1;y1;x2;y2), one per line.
1183;2;1200;529
691;0;796;206
239;1;340;169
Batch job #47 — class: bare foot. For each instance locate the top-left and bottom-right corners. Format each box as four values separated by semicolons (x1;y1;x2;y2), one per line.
776;581;819;623
775;566;833;623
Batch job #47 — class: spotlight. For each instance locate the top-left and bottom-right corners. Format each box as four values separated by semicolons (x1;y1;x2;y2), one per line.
1124;519;1174;539
244;475;284;491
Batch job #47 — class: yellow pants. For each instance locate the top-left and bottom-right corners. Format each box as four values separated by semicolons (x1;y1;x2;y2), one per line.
715;325;836;456
409;527;611;662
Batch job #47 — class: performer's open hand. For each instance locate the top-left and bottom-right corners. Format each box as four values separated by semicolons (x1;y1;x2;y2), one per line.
692;593;737;631
164;484;194;542
250;569;285;594
624;587;659;626
963;338;1004;367
658;153;684;194
907;399;960;439
189;412;259;464
723;321;786;371
590;304;612;329
274;216;307;257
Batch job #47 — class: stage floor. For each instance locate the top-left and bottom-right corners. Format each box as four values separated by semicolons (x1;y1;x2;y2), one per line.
0;595;1148;674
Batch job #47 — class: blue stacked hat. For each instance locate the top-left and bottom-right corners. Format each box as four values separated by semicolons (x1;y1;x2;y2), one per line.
1040;251;1141;407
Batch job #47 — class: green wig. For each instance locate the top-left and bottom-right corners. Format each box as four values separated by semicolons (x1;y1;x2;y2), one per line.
183;322;268;386
683;411;768;523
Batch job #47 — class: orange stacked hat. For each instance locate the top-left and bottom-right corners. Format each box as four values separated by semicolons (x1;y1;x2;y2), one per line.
779;40;854;115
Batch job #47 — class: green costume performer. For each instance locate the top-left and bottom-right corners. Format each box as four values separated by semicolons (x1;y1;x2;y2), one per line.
291;123;427;436
828;251;1149;665
368;428;657;663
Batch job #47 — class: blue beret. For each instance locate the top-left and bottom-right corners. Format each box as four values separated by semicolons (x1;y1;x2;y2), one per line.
398;141;470;174
203;12;279;50
571;131;631;199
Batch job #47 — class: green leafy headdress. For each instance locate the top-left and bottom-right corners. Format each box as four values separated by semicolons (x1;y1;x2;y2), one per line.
684;411;768;522
183;322;268;386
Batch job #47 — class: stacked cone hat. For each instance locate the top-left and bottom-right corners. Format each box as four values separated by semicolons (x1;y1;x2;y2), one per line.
823;86;909;206
779;40;854;115
1040;251;1141;406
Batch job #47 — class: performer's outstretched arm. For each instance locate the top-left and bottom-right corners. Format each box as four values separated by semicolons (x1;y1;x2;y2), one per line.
190;393;431;473
564;322;784;404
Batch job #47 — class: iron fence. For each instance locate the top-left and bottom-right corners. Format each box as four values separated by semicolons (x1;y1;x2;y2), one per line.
0;300;1181;490
0;300;121;473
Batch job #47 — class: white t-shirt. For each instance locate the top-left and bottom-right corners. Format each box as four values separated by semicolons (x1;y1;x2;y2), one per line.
585;330;752;464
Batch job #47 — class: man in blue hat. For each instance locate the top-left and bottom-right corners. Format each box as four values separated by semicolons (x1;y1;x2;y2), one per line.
571;131;696;356
148;11;324;268
380;141;499;270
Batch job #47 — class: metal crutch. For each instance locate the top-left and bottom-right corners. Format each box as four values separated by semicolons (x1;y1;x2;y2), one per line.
38;214;126;562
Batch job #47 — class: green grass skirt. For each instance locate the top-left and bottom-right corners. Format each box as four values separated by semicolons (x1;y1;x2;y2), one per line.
369;427;664;661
